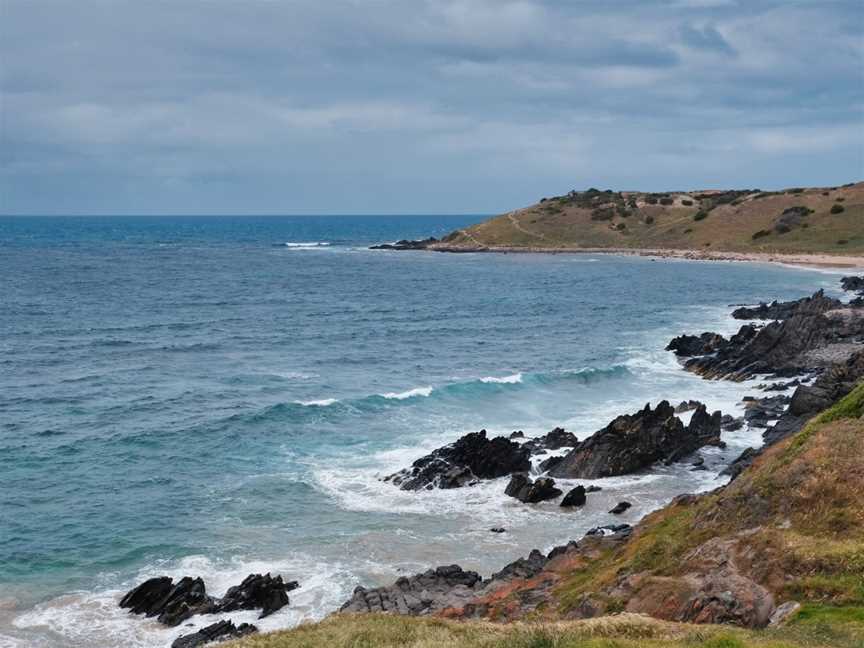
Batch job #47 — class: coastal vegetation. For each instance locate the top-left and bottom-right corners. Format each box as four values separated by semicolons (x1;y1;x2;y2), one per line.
432;182;864;256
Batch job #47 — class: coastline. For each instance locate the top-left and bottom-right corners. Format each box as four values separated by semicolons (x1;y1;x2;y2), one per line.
427;244;864;269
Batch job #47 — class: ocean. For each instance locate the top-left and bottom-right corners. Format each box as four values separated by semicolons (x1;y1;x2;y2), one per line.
0;215;841;647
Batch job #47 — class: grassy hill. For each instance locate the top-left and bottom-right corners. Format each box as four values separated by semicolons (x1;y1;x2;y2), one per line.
227;384;864;648
434;182;864;256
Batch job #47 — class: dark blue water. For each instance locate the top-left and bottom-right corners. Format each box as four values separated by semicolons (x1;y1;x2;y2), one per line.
0;216;836;646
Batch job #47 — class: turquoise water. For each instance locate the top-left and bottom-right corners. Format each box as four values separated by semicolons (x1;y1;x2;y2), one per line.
0;216;837;646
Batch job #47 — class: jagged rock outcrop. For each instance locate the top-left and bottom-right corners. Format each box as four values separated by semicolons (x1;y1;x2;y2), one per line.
666;333;725;357
731;294;837;321
521;427;578;454
742;395;790;428
339;565;483;615
214;573;297;618
385;430;531;490
548;402;722;479
504;474;562;503
680;290;863;380
119;573;297;627
171;620;257;648
840;275;864;293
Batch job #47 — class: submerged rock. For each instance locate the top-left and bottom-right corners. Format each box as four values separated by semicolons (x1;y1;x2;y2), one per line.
171;620;257;648
504;474;563;503
548;402;722;479
385;430;531;491
369;237;438;250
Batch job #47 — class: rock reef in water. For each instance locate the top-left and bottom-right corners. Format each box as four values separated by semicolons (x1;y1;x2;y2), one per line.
547;401;723;479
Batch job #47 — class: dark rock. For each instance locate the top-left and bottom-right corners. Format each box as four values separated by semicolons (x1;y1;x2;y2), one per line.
840;276;864;293
509;431;524;439
560;485;586;507
743;395;790;428
732;300;802;320
339;565;482;615
155;577;215;626
666;333;726;357
171;621;257;648
764;350;864;446
763;380;800;392
504;474;562;503
548;402;722;479
586;524;632;537
385;430;531;490
585;485;602;493
721;447;760;480
537;455;564;474
681;291;859;380
720;414;744;431
675;400;702;413
489;549;548;582
609;501;632;515
490;527;506;534
119;577;175;616
214;573;297;619
691;456;704;467
521;427;578;454
369;237;438;251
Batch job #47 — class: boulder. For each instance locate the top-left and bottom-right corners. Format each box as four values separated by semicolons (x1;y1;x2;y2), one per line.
548;402;722;479
155;577;215;626
840;276;864;293
171;620;257;648
385;430;531;490
560;485;587;508
610;501;632;515
119;576;175;616
504;474;562;503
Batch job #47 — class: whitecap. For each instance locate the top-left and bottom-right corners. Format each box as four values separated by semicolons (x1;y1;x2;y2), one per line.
379;386;434;400
282;242;331;248
295;398;339;407
479;373;523;384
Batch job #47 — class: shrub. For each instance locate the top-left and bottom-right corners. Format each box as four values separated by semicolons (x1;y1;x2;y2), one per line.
659;197;674;206
836;197;846;202
822;191;830;196
838;239;849;245
646;197;658;205
694;211;708;221
831;204;846;214
682;199;694;206
644;215;655;225
789;188;805;194
683;228;693;234
752;229;771;240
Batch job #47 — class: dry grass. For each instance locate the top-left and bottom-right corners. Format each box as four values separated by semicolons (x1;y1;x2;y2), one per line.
441;183;864;255
224;612;863;648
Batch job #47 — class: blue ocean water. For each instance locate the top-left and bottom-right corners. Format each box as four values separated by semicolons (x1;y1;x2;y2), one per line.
0;216;838;646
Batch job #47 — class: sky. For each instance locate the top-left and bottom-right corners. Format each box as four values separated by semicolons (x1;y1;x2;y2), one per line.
1;0;863;215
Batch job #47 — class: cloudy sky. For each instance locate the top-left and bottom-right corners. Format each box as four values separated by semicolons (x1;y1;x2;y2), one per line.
1;0;862;215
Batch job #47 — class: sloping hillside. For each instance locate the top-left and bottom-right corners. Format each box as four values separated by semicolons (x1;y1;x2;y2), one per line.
434;182;864;255
227;383;864;648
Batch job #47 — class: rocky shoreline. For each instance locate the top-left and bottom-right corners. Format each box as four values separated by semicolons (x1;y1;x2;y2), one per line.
369;237;864;269
118;275;864;645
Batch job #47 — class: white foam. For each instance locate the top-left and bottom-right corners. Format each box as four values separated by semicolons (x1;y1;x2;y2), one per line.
379;386;434;400
479;373;523;384
12;553;363;648
295;398;338;407
282;242;331;248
